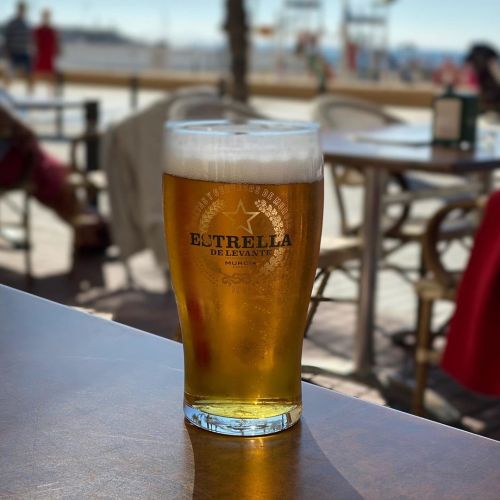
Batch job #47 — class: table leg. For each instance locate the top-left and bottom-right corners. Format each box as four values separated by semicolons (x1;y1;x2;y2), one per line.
55;106;63;138
355;167;385;376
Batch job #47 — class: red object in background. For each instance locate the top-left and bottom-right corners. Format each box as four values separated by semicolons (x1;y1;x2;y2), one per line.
460;63;479;90
346;41;357;72
441;191;500;396
432;58;460;87
0;143;67;212
34;26;58;74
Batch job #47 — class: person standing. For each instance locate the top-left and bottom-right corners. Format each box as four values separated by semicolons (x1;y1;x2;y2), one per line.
33;9;59;91
4;1;34;93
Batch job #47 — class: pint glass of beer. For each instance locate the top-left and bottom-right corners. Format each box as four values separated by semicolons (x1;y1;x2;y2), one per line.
163;120;323;436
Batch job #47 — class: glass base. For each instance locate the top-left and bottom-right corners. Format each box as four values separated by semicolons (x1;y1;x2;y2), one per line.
184;401;302;436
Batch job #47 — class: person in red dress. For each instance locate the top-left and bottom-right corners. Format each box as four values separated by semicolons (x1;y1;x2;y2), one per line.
33;9;59;89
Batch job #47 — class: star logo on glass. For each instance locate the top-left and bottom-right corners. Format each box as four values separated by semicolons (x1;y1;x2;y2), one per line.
223;200;260;235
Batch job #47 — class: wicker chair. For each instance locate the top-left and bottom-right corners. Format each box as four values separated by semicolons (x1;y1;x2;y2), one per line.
411;197;484;416
305;235;361;334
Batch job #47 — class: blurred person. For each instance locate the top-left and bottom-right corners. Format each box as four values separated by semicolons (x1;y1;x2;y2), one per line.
400;57;422;84
432;58;460;87
3;1;34;93
465;44;500;112
346;40;358;73
33;9;59;90
459;62;479;90
295;32;334;92
0;92;109;253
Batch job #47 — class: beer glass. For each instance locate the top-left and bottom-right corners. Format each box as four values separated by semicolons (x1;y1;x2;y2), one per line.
163;120;323;436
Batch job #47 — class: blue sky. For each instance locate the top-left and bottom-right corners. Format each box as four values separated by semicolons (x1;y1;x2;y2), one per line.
1;0;499;51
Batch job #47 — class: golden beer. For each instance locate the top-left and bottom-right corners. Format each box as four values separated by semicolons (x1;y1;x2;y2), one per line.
163;120;323;435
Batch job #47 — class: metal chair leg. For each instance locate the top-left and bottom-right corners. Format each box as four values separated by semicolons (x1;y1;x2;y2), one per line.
304;268;331;336
124;260;135;288
23;191;33;286
412;297;434;416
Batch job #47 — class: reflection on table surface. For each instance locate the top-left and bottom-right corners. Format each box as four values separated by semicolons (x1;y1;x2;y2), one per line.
186;421;363;499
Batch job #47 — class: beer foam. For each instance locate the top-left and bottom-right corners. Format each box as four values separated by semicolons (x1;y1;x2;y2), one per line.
164;120;323;184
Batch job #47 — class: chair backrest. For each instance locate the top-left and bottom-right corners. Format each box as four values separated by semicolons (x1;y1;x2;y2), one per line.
422;198;483;289
312;94;402;131
169;85;218;99
167;95;266;121
312;94;405;237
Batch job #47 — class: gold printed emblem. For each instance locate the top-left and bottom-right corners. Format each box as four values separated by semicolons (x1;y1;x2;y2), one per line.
254;199;286;273
222;200;260;235
192;185;291;285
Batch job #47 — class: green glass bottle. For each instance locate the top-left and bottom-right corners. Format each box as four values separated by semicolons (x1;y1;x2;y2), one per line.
432;85;478;148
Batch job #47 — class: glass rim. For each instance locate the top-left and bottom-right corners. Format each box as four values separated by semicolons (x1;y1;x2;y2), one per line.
165;119;320;137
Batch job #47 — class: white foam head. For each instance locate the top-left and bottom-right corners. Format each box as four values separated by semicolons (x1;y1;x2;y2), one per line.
164;120;323;184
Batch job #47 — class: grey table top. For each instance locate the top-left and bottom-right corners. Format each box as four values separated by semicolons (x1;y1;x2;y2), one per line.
1;284;499;499
322;124;500;174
